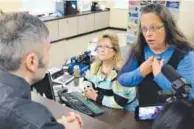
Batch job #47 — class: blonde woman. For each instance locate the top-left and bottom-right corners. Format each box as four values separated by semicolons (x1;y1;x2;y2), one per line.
83;34;138;111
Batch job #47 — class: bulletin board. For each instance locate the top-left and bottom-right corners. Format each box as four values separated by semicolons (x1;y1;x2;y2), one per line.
127;0;180;44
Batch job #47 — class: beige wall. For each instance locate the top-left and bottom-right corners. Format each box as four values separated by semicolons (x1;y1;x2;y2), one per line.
109;9;128;29
0;0;21;12
105;0;128;29
178;0;194;43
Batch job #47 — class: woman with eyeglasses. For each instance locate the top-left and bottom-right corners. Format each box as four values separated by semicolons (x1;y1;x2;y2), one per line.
83;34;138;111
118;4;194;106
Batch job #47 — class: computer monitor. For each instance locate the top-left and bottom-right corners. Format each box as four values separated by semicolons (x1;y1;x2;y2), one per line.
31;72;55;100
31;68;73;101
64;1;78;15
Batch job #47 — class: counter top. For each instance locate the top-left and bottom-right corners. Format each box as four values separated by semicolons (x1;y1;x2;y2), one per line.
40;9;110;22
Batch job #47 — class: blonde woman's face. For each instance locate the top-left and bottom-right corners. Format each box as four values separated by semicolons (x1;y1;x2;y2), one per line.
96;38;116;61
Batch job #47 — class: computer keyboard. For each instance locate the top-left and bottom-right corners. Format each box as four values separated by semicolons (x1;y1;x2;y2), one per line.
59;92;104;116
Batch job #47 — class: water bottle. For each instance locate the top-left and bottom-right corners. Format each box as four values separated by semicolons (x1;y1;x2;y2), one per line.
73;65;80;86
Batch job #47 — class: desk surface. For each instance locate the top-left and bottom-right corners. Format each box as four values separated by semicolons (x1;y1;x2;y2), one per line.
32;92;152;129
96;107;152;129
32;93;111;129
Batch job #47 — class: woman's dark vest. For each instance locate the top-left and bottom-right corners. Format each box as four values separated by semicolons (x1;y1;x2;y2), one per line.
137;47;190;106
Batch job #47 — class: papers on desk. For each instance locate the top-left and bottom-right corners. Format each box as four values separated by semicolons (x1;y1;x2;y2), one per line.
47;67;61;75
47;67;75;85
65;78;85;93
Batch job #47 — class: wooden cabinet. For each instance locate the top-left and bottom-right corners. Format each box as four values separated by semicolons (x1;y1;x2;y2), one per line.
94;11;110;30
58;17;78;38
87;14;95;32
45;20;59;38
44;11;110;40
78;14;95;34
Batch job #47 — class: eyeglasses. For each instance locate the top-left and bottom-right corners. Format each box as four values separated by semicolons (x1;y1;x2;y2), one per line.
95;45;116;51
140;25;164;33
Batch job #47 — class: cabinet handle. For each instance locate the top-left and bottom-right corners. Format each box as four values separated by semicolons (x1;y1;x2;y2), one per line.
66;20;68;24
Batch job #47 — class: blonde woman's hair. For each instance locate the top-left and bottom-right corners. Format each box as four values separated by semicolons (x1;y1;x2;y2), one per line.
91;33;124;74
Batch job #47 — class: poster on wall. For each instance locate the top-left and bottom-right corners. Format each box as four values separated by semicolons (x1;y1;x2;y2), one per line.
127;0;176;44
127;0;141;44
166;1;180;21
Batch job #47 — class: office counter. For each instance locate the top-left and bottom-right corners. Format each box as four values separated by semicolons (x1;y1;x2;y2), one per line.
32;93;111;129
32;92;152;129
95;107;151;129
66;80;152;129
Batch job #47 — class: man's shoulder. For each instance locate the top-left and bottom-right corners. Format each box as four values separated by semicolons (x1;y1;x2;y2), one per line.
1;98;64;129
13;98;56;125
16;98;50;113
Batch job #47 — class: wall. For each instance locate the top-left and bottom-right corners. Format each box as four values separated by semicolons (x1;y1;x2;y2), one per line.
105;0;128;29
0;0;21;12
178;0;194;43
21;0;55;15
109;9;128;29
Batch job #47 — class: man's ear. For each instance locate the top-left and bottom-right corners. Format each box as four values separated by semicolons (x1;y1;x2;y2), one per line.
24;52;39;73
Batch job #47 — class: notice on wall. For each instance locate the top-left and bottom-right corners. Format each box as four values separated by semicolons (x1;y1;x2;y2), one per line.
166;1;180;21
